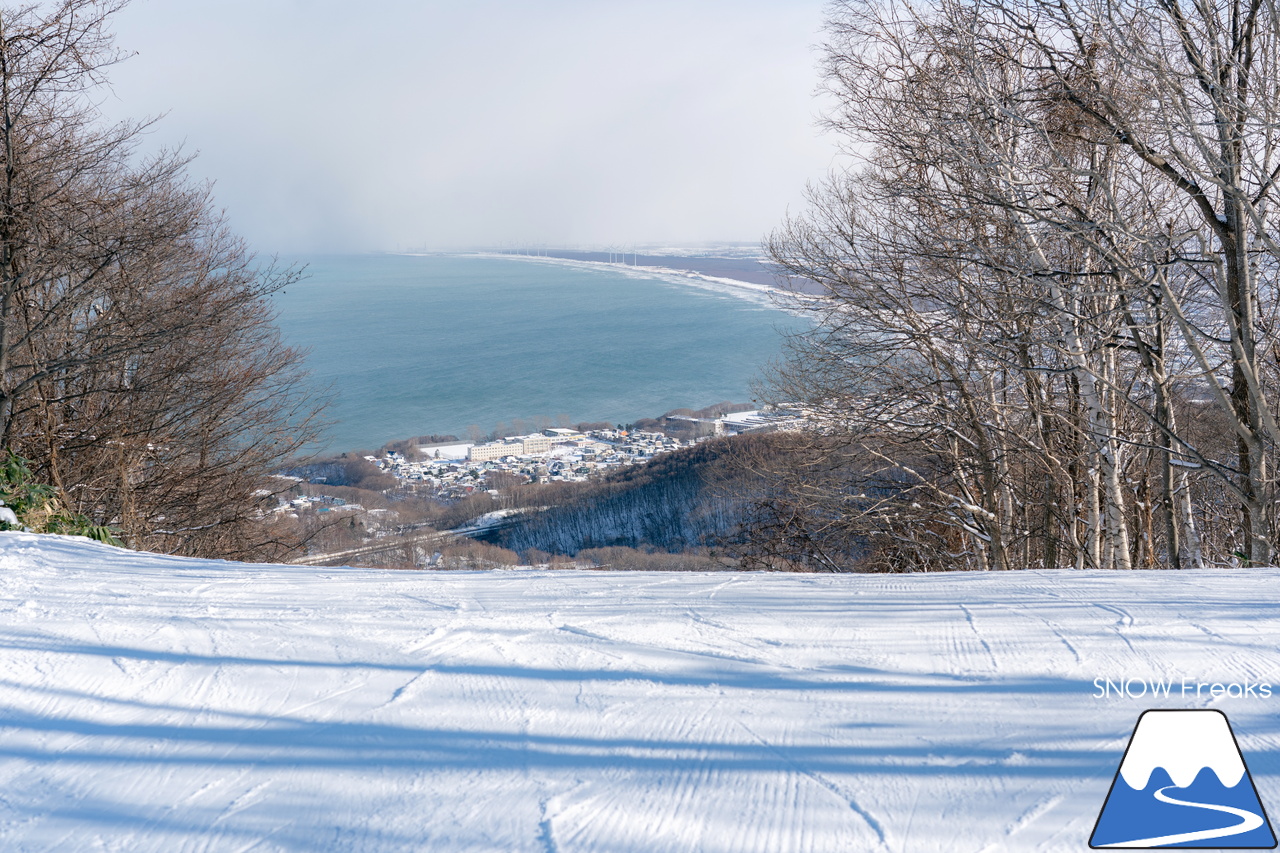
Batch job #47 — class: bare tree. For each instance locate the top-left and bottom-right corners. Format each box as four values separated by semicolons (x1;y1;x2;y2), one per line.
763;0;1280;569
0;0;323;559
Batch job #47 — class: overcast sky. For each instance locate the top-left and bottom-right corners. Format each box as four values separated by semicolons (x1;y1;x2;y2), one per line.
101;1;838;255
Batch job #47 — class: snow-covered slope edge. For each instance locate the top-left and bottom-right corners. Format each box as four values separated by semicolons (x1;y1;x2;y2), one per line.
1;531;1278;852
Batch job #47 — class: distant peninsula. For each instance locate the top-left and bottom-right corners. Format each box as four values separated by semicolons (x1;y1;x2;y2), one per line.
481;246;824;295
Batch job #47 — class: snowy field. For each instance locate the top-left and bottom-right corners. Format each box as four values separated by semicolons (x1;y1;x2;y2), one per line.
1;531;1278;852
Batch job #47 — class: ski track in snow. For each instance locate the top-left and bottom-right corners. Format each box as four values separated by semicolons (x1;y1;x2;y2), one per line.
0;532;1278;851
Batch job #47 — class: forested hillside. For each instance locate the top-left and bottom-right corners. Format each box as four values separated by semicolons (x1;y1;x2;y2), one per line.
489;435;760;559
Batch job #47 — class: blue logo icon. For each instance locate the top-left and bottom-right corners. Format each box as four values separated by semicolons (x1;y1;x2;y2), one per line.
1091;710;1276;848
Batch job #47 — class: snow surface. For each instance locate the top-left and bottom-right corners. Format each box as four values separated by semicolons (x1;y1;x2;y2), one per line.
1;531;1279;851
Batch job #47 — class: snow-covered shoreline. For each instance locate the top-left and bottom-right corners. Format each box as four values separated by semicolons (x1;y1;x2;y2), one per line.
404;250;814;314
2;531;1278;851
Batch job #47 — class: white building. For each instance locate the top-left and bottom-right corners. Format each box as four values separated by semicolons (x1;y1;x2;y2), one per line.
467;433;553;461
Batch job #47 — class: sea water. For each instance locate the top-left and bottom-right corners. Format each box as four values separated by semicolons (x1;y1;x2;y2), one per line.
272;254;808;454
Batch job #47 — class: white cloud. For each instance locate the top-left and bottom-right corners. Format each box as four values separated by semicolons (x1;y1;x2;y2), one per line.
102;0;837;253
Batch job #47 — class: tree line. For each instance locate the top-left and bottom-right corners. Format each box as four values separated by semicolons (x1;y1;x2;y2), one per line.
759;0;1280;570
487;435;762;559
0;1;321;559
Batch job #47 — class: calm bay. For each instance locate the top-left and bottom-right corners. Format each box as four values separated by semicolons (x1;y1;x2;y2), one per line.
273;253;807;454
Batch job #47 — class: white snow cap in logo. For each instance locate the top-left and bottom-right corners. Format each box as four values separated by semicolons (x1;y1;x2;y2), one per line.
1119;710;1246;790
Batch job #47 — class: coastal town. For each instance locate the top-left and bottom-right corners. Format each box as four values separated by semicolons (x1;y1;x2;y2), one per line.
368;407;802;501
269;406;804;556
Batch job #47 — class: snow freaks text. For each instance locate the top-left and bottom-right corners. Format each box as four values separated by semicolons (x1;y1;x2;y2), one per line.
1093;678;1273;700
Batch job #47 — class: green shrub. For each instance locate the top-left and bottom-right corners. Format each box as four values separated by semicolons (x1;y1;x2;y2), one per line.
0;451;122;546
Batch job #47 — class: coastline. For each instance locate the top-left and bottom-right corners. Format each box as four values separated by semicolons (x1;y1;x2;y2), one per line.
397;249;818;314
280;253;810;455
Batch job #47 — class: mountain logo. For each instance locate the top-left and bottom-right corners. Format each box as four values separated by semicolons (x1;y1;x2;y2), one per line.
1091;710;1277;849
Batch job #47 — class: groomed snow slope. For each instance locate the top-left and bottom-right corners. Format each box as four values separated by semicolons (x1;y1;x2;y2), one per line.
0;532;1277;852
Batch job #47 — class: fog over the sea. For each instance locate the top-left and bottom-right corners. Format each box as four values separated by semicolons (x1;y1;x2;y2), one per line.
102;0;837;255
